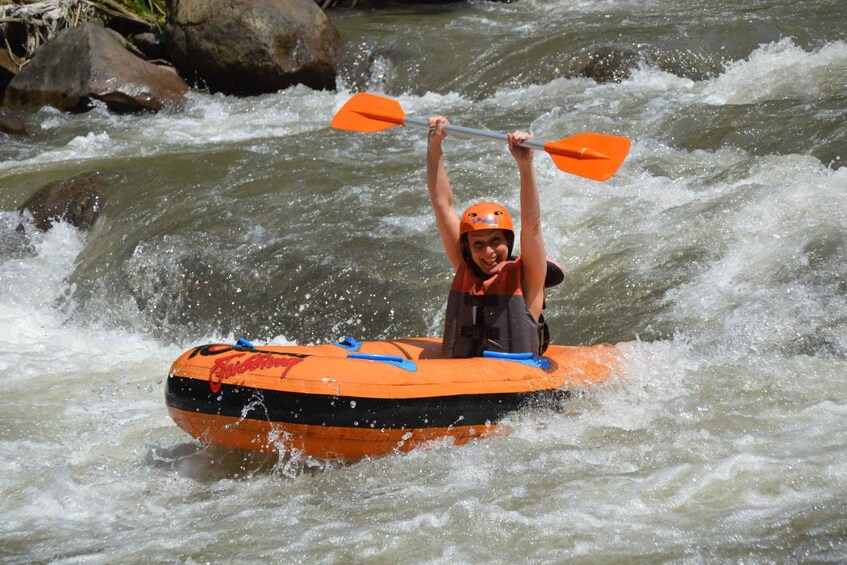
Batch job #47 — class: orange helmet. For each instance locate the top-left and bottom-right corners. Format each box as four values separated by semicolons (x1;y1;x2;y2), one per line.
459;202;514;236
459;202;515;261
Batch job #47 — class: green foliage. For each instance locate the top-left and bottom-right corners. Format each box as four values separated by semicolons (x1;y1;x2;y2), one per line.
95;0;168;26
113;0;167;20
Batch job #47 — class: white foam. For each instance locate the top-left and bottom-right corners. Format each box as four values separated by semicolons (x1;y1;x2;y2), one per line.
703;38;847;105
0;217;182;384
0;87;350;175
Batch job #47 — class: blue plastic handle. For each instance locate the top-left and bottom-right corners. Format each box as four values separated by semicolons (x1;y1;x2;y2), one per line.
347;352;417;372
483;350;550;369
335;336;363;352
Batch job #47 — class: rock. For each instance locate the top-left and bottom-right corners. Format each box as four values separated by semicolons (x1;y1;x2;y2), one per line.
166;0;341;95
580;47;713;83
1;0;96;99
580;48;644;84
18;171;116;232
4;23;189;113
0;107;28;136
133;32;168;61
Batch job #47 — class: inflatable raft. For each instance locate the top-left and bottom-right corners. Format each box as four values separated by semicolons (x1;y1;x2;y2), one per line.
166;337;618;461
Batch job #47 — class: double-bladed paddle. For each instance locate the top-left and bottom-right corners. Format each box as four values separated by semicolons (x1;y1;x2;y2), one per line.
331;92;631;181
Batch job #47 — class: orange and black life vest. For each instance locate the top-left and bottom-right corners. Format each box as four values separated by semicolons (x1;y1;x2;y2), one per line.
441;257;563;359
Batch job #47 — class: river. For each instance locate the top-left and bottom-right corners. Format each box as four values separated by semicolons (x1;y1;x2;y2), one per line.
2;0;846;562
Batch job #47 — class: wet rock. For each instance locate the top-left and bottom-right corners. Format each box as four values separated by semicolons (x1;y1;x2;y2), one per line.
650;51;713;82
4;23;189;113
18;171;116;232
580;47;714;83
580;48;644;83
165;0;341;95
0;107;28;136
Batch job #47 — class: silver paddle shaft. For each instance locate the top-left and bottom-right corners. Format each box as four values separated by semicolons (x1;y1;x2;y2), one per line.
402;116;547;151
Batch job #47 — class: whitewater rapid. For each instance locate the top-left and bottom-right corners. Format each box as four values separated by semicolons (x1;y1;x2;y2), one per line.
1;2;846;560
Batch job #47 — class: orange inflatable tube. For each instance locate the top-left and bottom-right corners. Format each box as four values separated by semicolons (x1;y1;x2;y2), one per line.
166;337;618;461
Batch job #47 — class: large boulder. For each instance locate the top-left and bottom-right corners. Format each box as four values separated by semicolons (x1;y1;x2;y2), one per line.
166;0;341;95
1;0;90;98
4;23;189;113
0;107;28;136
18;171;116;232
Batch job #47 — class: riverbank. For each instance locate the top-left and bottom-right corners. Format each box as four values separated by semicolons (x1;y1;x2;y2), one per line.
0;0;483;113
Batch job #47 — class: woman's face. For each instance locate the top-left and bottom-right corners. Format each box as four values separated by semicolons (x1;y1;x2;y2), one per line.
465;229;509;275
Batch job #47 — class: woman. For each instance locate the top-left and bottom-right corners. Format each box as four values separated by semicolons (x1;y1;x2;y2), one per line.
427;116;556;358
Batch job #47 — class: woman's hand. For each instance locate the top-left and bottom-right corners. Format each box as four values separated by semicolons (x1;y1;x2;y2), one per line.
428;116;449;148
507;130;533;167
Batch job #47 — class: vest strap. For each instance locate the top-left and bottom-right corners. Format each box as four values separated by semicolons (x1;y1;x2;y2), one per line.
460;325;501;340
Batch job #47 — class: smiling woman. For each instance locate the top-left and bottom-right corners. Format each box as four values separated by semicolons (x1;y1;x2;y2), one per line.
425;113;555;359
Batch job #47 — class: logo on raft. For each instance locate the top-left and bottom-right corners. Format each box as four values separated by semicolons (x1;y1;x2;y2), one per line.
208;353;303;393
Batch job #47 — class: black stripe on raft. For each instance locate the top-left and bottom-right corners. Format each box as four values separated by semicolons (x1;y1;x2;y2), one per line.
165;375;570;429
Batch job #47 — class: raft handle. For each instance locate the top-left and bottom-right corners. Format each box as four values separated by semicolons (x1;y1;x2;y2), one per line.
347;352;417;372
335;336;363;352
483;350;551;370
235;337;257;351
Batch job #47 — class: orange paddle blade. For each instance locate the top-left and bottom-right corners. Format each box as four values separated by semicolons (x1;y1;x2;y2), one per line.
545;133;631;181
331;93;406;132
331;93;632;181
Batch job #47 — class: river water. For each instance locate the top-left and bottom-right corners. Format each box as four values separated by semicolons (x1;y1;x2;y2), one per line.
2;0;846;562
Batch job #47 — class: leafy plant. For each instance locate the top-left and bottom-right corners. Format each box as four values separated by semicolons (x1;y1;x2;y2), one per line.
92;0;168;28
111;0;167;20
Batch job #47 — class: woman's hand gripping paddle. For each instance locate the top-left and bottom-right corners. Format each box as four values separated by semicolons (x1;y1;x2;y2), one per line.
331;92;631;181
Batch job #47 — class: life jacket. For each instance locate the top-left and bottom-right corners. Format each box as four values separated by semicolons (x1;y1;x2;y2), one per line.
441;257;564;359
